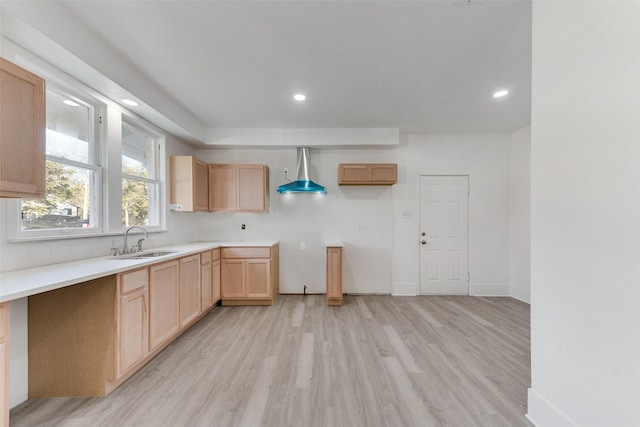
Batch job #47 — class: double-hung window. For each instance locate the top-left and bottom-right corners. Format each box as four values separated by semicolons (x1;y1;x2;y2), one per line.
8;47;166;241
121;121;161;228
20;87;102;236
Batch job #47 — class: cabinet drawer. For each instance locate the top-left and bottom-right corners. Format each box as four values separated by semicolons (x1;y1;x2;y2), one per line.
222;247;271;259
119;268;148;294
200;250;211;265
212;248;221;261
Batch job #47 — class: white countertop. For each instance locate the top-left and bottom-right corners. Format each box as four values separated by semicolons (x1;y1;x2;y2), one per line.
0;241;278;303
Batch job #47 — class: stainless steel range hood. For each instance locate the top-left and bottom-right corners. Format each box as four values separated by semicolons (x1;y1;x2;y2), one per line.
277;147;327;195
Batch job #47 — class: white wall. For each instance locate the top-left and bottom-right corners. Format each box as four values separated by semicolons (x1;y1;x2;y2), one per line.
528;2;640;426
510;126;531;303
392;133;512;296
195;147;395;294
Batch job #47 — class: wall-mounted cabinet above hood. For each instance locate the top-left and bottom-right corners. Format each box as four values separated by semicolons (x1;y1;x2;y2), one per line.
277;147;327;195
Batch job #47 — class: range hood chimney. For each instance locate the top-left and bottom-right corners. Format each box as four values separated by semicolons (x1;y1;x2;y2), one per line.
277;147;327;195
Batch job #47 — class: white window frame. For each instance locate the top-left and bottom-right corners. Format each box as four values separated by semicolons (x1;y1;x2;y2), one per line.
5;43;167;241
120;118;164;231
12;84;105;240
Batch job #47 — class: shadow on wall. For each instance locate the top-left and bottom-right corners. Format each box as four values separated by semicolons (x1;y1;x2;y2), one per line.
338;186;392;200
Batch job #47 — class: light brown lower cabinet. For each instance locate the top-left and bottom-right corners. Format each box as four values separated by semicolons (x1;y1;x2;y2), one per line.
212;249;221;304
179;255;201;328
326;246;343;305
27;250;216;398
0;302;9;427
220;245;279;305
149;260;180;351
201;251;213;311
117;268;149;378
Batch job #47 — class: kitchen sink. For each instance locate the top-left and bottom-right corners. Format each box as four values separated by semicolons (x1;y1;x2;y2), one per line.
111;250;177;260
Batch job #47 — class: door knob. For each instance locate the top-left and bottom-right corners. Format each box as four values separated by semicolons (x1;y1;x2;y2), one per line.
421;240;427;245
421;232;426;236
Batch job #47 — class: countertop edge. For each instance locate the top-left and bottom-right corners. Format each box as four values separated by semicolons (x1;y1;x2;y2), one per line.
0;241;279;303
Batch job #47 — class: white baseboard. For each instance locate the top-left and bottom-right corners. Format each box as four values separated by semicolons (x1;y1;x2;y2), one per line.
470;282;509;296
527;388;580;427
510;285;530;304
392;282;417;296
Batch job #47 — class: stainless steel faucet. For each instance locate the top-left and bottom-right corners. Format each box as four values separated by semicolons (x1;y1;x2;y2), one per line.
123;226;148;254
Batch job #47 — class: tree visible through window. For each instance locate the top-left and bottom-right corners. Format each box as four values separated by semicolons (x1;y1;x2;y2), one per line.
21;89;98;231
121;122;159;228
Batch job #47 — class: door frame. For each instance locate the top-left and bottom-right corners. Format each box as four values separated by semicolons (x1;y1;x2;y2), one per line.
418;174;470;295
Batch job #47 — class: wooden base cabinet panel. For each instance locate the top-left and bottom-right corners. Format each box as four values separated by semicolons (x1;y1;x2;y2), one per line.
220;245;279;305
149;260;180;351
179;255;201;328
0;303;8;427
326;247;343;305
221;259;245;298
246;259;270;298
28;276;117;397
117;269;149;378
212;257;221;304
24;250;217;399
201;253;213;311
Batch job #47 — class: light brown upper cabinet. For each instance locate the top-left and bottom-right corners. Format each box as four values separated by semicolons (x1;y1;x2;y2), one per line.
338;163;397;185
0;58;46;199
208;164;269;212
170;156;209;211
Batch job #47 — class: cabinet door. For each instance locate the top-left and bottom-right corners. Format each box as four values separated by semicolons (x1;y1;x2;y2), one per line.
193;159;209;211
0;303;8;427
221;259;245;298
209;164;237;211
179;255;201;328
246;259;271;298
368;164;397;183
237;165;267;211
170;156;209;212
0;58;46;198
201;257;213;312
118;288;148;377
339;164;367;183
326;248;343;300
149;260;180;351
212;259;221;303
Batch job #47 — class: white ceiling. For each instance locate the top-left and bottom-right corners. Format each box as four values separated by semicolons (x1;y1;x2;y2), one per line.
56;0;531;134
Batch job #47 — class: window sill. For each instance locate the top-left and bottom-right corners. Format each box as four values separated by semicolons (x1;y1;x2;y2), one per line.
7;229;167;243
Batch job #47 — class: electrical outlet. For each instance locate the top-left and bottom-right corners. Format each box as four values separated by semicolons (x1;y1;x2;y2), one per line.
299;242;305;250
241;224;246;230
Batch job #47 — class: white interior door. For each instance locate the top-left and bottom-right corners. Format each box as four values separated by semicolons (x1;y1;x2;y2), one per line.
419;176;469;295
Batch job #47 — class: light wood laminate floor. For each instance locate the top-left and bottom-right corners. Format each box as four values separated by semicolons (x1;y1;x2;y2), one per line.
11;295;532;427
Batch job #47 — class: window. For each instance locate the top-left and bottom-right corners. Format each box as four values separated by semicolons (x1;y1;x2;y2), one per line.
121;121;161;228
7;80;165;241
6;46;166;241
20;88;101;235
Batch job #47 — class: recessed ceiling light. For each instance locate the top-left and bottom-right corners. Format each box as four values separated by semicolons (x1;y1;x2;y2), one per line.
493;90;509;98
293;94;306;101
122;98;139;107
63;99;80;107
